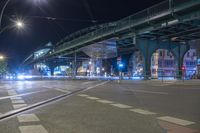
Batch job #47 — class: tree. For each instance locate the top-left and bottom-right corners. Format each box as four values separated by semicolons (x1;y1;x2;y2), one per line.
66;67;72;76
0;60;7;77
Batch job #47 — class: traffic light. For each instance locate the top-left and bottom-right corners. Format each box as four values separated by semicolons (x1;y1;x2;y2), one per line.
118;63;124;71
119;63;124;68
182;66;186;71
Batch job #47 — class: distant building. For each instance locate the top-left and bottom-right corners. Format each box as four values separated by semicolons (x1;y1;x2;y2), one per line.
183;49;197;77
151;49;197;78
131;51;144;76
151;49;175;78
131;49;197;78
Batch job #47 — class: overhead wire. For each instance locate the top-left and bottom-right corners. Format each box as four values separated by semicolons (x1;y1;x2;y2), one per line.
81;0;97;25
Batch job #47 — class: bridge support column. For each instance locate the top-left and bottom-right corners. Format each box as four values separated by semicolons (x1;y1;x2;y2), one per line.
172;44;190;79
50;67;54;76
191;42;200;78
45;62;56;76
73;52;77;79
136;39;157;80
120;54;132;77
136;39;190;80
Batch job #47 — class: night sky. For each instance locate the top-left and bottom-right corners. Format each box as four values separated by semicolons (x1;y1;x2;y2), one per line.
0;0;163;71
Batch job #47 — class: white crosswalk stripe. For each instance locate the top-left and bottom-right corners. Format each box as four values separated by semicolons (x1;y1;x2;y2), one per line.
130;109;156;115
13;104;27;109
19;125;48;133
18;114;40;123
97;100;113;104
86;96;100;100
157;116;195;126
110;103;132;109
10;97;23;100
78;94;89;97
11;99;25;104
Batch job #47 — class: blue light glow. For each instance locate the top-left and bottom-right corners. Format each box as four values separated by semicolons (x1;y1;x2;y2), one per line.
119;63;124;68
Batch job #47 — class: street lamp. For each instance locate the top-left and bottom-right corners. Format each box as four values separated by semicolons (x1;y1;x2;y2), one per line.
0;19;25;34
0;0;46;29
0;55;4;60
15;20;25;29
16;21;23;28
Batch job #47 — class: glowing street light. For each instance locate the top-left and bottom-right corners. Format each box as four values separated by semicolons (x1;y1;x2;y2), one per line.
15;20;24;29
0;55;4;60
0;19;26;34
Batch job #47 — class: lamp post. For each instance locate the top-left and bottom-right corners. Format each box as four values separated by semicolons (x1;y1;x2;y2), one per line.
0;0;25;34
0;0;47;29
0;0;11;29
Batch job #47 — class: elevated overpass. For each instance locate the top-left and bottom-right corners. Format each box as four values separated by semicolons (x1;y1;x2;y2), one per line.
24;0;200;78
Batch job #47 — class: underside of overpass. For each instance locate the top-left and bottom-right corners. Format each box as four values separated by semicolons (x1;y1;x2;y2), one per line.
23;0;200;79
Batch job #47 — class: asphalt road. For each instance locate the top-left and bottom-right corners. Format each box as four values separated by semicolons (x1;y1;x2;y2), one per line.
0;79;199;133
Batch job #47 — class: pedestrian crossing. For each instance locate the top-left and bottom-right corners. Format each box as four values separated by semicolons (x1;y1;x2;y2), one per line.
78;94;196;127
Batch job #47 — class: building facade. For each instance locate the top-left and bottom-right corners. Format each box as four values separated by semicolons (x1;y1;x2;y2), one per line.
151;49;197;78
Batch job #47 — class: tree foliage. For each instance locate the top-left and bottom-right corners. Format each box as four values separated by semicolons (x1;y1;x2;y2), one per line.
0;60;7;76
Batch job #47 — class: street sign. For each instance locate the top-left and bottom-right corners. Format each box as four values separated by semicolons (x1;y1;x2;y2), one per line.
117;57;121;61
117;56;121;64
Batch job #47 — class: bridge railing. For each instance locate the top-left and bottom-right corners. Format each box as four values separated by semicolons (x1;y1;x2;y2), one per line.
173;0;191;7
56;0;172;53
56;23;111;46
148;0;170;18
116;0;170;31
54;0;199;56
56;23;116;52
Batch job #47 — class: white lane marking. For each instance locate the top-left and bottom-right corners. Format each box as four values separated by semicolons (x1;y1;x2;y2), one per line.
43;85;74;89
157;116;195;126
130;109;156;115
42;86;52;89
5;87;13;90
54;88;71;93
82;81;94;85
78;94;89;97
132;90;168;95
11;99;25;104
8;92;18;96
0;85;4;88
0;90;46;101
164;81;176;84
8;91;17;95
83;81;109;92
17;114;40;123
97;100;113;104
13;104;27;109
19;125;48;133
86;96;100;100
110;103;132;109
8;90;16;93
10;97;22;100
0;85;12;89
152;84;171;87
8;90;17;96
